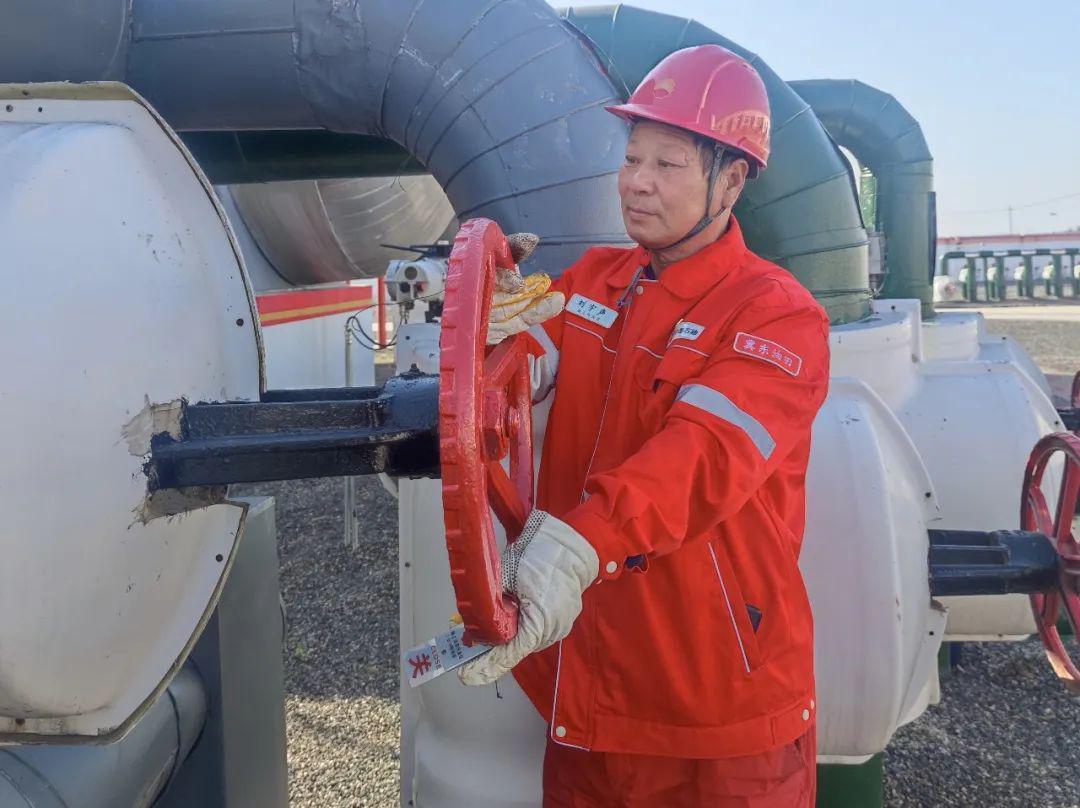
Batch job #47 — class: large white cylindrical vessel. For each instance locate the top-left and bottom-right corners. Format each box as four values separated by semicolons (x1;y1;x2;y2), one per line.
920;311;1059;639
836;303;1061;640
0;83;261;741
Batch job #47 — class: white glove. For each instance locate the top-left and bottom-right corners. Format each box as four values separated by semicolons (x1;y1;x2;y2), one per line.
458;511;599;686
487;291;565;345
486;233;565;346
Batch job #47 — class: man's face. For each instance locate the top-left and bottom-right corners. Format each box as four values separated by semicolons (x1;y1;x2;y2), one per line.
618;120;712;249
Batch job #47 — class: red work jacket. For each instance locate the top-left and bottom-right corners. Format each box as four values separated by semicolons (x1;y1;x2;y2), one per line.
515;217;830;759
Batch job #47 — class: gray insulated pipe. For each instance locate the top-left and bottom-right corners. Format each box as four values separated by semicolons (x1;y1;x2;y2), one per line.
791;79;936;316
0;0;628;274
226;175;456;286
0;0;869;323
0;665;206;808
157;0;629;277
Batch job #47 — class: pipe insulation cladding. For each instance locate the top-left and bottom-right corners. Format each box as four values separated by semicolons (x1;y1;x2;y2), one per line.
791;79;936;317
0;665;207;808
142;0;630;278
226;175;457;285
0;0;871;322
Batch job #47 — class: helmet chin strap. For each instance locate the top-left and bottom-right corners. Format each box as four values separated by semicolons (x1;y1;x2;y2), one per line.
653;144;728;256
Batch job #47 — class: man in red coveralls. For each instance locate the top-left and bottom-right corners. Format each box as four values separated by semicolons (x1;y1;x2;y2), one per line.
461;44;830;807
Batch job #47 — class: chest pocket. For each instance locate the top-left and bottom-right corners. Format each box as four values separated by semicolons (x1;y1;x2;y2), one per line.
565;316;618;357
633;342;711;397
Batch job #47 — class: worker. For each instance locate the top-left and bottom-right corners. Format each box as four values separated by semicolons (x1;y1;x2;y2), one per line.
1043;262;1055;296
958;264;972;299
463;44;829;807
986;261;1000;300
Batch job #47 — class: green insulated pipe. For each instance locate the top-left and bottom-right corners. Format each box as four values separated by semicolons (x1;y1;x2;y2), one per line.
790;79;935;317
561;5;872;325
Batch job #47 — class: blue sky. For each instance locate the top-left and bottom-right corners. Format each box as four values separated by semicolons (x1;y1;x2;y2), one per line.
563;1;1080;236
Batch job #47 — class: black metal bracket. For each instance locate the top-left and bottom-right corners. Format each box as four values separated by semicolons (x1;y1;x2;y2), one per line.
1058;406;1080;433
147;371;440;489
928;528;1058;597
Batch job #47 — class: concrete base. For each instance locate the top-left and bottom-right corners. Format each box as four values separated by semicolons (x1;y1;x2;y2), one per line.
159;496;289;808
817;754;884;808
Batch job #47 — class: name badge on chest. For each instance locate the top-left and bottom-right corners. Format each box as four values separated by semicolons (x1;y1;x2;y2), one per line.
671;320;705;342
567;293;618;328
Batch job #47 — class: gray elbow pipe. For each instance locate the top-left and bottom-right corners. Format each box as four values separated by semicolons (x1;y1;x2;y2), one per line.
0;664;207;808
0;0;627;274
294;0;632;275
132;0;631;275
791;79;936;316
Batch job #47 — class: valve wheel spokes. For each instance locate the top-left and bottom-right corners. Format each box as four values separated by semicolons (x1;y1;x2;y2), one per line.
1022;432;1080;692
440;218;534;645
482;338;533;537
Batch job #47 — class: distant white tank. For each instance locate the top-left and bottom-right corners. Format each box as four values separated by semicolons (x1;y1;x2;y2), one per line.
933;273;963;303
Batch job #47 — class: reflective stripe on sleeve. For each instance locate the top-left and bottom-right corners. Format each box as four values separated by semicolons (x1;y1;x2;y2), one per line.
529;324;560;377
675;384;776;460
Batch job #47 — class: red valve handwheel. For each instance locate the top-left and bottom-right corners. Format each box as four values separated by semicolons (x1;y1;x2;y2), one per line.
439;218;534;645
1022;432;1080;692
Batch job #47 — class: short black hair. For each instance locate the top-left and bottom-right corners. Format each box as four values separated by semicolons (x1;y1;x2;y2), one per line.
691;133;754;178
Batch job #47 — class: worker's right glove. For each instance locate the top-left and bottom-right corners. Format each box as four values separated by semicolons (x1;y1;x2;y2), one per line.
487;233;565;346
458;510;599;686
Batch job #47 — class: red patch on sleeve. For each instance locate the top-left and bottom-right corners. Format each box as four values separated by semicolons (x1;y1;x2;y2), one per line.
733;331;803;377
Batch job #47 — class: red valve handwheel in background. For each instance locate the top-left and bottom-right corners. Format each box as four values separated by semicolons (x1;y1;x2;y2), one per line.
439;218;535;645
1022;432;1080;693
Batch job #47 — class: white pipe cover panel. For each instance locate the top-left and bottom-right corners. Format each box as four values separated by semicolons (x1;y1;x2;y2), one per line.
0;84;261;741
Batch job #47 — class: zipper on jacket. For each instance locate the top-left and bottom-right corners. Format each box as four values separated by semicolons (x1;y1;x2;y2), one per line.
579;266;645;501
708;544;753;674
553;264;647;748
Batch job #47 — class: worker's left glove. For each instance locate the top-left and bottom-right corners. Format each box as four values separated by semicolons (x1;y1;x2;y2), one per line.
458;511;599;686
487;233;565;346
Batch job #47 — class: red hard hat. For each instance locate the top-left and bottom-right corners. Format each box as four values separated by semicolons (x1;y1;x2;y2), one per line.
606;44;771;170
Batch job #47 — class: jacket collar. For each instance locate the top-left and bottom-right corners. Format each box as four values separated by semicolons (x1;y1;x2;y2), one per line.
608;216;749;300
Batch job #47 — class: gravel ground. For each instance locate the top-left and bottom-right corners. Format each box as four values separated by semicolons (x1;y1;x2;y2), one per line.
237;315;1080;808
233;475;401;808
885;641;1080;807
983;318;1080;377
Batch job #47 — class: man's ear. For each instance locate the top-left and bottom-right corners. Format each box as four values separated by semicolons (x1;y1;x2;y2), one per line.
718;158;750;209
